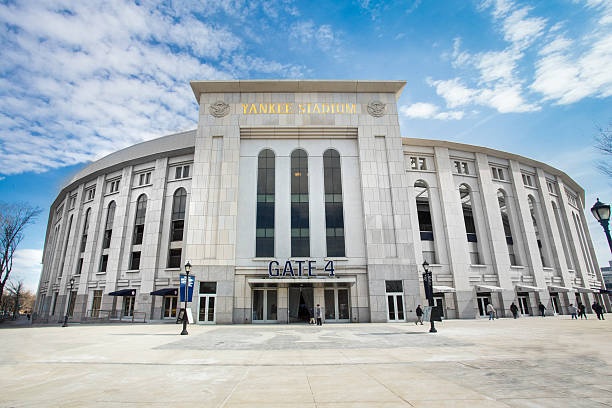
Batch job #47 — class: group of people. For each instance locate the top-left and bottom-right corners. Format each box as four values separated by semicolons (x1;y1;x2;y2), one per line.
568;302;606;320
307;304;323;326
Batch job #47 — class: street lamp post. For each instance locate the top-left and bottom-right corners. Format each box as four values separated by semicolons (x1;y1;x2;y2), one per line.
422;261;437;333
62;277;75;327
591;198;612;254
180;261;191;335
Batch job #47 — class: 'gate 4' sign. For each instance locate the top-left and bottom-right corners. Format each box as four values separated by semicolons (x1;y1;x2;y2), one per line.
268;260;335;278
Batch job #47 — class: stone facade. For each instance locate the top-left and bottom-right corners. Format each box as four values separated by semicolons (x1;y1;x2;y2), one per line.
34;80;610;324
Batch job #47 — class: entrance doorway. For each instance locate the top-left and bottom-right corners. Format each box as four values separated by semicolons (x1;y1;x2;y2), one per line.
324;288;350;322
550;293;561;314
476;294;491;317
518;293;530;315
289;285;314;323
433;295;445;319
198;295;216;323
252;288;278;323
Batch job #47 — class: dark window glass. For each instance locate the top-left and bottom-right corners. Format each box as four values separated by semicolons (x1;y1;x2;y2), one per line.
80;208;90;253
199;281;217;294
103;202;115;249
175;166;182;179
415;181;434;241
183;165;189;178
385;280;403;293
291;149;309;257
76;257;84;275
460;185;477;238
168;248;182;268
256;149;275;257
133;195;147;245
171;188;187;242
99;254;108;272
130;251;141;270
497;191;513;242
323;149;345;256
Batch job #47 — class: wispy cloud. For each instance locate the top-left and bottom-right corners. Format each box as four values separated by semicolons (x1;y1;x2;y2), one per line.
400;102;464;120
10;248;43;292
0;0;308;176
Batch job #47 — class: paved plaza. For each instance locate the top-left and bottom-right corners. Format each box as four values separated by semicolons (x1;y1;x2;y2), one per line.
1;316;612;407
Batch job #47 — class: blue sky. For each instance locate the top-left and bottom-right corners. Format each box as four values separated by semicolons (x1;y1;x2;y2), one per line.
1;0;611;291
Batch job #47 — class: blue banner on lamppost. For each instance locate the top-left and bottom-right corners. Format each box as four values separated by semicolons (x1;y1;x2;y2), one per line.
179;274;195;302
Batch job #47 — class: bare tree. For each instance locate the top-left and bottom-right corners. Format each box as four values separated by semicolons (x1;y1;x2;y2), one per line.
0;203;41;305
595;123;612;179
6;280;24;319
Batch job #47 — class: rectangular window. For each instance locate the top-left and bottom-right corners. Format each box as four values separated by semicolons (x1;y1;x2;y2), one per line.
547;182;555;194
69;196;76;209
146;172;151;184
139;173;145;185
133;224;144;245
462;162;469;174
454;161;469;174
109;180;120;193
419;157;427;170
175;166;182;179
91;290;102;317
130;251;141;270
199;281;217;294
410;157;418;170
168;248;181;268
138;172;152;186
76;257;84;275
454;161;461;173
85;188;95;201
183;165;190;178
171;220;184;242
385;280;403;293
103;230;112;249
491;167;505;180
99;254;108;272
522;174;533;187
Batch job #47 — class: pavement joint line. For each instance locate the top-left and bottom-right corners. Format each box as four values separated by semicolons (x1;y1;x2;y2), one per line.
216;362;251;408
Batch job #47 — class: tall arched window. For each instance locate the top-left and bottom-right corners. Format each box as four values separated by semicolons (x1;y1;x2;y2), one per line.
528;195;548;267
133;194;147;245
324;149;345;257
256;149;275;257
171;188;187;242
168;188;187;268
497;190;517;265
59;215;73;276
459;184;480;264
291;149;309;257
102;201;116;249
80;208;90;253
552;201;573;269
415;180;436;263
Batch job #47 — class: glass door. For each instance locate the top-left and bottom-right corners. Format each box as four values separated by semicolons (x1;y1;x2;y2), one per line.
252;289;278;323
198;295;216;323
434;296;445;319
477;296;490;317
387;293;404;322
518;295;530;315
324;288;350;322
550;294;560;314
163;296;178;318
123;296;135;317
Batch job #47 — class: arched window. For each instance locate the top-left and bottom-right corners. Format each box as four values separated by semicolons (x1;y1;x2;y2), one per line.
256;149;275;257
528;195;548;267
168;188;187;268
102;201;116;249
171;188;187;242
324;149;345;257
459;184;480;264
552;201;573;269
415;180;435;263
497;190;517;265
291;149;309;257
80;208;90;253
59;215;73;277
133;194;147;245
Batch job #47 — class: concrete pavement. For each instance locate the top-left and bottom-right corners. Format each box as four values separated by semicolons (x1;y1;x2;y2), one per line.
1;316;611;407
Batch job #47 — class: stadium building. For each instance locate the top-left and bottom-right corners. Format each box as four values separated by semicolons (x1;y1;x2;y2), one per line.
34;80;610;324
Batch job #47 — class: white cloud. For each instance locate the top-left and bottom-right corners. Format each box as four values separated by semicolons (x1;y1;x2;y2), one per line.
0;1;307;175
502;7;547;50
400;102;464;120
289;20;341;53
10;249;43;293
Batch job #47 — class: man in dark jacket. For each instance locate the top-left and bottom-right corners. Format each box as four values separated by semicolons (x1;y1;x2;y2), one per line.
538;302;546;317
578;303;587;319
510;302;519;319
415;305;423;325
592;302;605;320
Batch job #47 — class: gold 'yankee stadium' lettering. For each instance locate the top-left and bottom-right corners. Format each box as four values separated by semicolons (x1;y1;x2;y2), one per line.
241;103;355;114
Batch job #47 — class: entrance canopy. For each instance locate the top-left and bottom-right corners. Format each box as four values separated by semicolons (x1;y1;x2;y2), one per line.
150;288;178;296
247;277;356;285
515;284;544;292
573;286;596;293
109;289;136;296
548;285;573;293
476;284;503;293
433;285;456;293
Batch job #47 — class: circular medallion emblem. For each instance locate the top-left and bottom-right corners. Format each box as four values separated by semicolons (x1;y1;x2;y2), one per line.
367;100;386;118
209;101;230;118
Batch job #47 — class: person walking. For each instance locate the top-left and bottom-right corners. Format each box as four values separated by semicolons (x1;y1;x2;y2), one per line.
510;302;519;319
538;302;546;317
486;303;495;320
578;303;587;319
593;302;605;320
415;305;424;325
315;304;322;326
568;303;578;320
